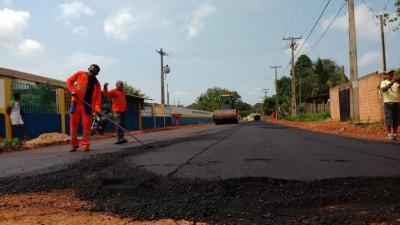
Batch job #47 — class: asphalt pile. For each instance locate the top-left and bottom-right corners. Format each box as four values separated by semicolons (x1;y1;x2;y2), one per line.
0;147;399;225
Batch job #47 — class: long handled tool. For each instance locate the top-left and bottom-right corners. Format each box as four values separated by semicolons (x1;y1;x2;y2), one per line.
64;88;152;149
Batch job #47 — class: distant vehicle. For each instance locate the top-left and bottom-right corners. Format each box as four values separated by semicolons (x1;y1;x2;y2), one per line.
213;94;240;125
253;114;261;121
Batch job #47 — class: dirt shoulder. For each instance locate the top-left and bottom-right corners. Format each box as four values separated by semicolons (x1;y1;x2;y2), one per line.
0;190;202;225
267;119;391;143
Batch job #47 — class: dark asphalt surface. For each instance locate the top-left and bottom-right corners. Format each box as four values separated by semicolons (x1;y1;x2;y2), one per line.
2;121;400;224
130;121;400;180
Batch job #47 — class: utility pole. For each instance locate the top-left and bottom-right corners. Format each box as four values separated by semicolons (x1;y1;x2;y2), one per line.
378;13;387;72
299;77;301;104
270;65;281;119
341;65;345;85
283;36;302;117
348;0;359;121
262;89;269;116
167;84;170;106
156;48;168;105
262;88;269;99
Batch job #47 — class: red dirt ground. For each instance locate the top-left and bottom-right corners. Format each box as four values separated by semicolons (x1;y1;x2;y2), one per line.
267;119;391;142
0;190;206;225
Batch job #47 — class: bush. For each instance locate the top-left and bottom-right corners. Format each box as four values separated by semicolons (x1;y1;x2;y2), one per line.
284;111;331;122
0;138;23;148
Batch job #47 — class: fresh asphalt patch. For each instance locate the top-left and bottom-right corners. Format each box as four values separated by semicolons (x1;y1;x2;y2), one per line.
0;129;400;225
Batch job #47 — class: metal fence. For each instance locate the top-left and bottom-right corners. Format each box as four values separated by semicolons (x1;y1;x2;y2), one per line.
64;90;71;113
11;83;57;113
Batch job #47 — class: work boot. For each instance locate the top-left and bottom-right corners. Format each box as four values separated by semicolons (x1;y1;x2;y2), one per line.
70;146;78;152
114;139;128;144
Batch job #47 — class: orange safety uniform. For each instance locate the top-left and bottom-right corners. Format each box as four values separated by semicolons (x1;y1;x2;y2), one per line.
66;71;102;149
103;89;127;112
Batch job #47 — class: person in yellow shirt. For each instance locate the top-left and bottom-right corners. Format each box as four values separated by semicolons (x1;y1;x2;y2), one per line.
380;70;400;140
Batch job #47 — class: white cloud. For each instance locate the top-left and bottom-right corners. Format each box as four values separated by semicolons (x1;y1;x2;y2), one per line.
1;0;12;7
321;4;379;41
58;1;95;20
359;51;380;68
161;19;172;29
0;8;30;44
104;9;137;41
186;3;216;39
0;8;44;57
65;51;118;71
14;39;45;56
71;25;89;36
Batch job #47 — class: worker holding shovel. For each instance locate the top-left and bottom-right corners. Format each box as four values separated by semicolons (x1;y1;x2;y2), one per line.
66;64;102;152
103;81;128;144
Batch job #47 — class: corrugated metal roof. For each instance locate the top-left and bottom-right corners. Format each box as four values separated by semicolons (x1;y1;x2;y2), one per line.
0;67;66;88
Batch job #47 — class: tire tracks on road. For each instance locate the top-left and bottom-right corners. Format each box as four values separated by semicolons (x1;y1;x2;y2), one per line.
167;125;241;177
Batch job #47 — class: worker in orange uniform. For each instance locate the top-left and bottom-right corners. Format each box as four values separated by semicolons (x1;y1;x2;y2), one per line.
103;81;128;144
66;64;102;152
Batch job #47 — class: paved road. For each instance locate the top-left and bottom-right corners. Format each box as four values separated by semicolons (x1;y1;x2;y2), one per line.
0;124;227;178
130;121;400;180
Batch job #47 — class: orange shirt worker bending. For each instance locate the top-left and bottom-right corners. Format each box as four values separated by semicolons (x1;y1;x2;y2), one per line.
66;64;102;152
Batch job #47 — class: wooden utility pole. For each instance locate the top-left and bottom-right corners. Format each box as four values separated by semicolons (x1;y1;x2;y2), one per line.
341;65;345;85
156;48;168;105
348;0;359;120
270;65;282;119
283;36;302;117
378;14;387;72
167;83;170;106
262;88;269;116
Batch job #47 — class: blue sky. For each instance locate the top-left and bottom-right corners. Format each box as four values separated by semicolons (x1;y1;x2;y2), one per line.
0;0;399;105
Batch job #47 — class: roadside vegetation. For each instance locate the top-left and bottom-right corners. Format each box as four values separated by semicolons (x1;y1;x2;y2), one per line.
284;111;331;122
0;138;23;148
262;54;348;119
188;87;253;117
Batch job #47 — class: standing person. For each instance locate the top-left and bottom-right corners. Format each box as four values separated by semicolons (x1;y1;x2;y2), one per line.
380;69;400;140
7;93;28;140
103;81;128;144
66;64;102;152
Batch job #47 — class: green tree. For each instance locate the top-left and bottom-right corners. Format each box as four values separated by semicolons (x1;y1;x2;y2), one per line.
295;55;317;101
123;82;146;98
388;0;400;31
313;58;347;95
189;87;250;113
237;102;253;117
395;68;400;77
275;76;292;117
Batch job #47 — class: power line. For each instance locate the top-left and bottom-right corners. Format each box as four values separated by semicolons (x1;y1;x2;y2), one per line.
307;1;346;55
294;0;332;57
291;0;324;36
281;0;331;76
282;0;305;36
361;0;376;16
284;0;311;36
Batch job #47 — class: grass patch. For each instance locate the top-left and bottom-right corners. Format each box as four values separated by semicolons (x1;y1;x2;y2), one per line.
0;138;23;148
284;111;331;122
